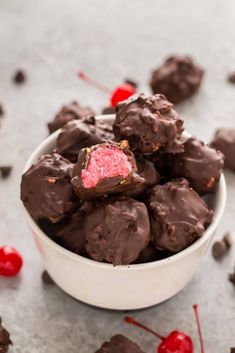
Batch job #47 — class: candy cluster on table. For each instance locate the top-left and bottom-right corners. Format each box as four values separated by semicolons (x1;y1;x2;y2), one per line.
20;92;224;266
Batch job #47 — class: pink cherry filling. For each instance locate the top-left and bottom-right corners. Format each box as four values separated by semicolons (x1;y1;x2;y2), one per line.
81;146;132;188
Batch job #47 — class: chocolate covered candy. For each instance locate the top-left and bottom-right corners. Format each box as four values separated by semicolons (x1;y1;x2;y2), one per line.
210;128;235;171
95;334;145;353
149;56;204;104
85;197;150;265
71;141;144;200
113;93;184;154
48;101;95;134
171;137;224;195
21;153;77;222
56;117;114;162
147;178;213;252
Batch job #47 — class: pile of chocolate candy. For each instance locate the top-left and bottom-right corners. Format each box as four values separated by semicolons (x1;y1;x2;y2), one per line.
21;93;224;266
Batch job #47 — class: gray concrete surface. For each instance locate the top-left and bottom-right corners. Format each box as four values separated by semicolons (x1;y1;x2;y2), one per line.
0;0;235;352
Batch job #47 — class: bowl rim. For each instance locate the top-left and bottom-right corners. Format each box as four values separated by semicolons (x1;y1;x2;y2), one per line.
22;114;227;270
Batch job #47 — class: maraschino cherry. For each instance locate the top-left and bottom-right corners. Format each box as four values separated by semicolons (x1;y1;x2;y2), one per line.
124;304;205;353
0;246;23;276
77;71;136;107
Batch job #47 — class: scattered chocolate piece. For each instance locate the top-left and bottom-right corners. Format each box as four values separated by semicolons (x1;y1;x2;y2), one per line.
48;101;95;134
71;141;144;200
228;72;235;84
113;93;184;154
21;153;78;222
95;334;145;353
0;104;4;117
0;166;12;179
170;137;224;195
147;178;213;252
41;270;54;285
101;106;116;115
223;232;232;248
229;267;235;286
212;241;228;260
149;56;204;104
56;117;114;162
13;69;26;84
85;197;150;265
0;317;12;353
210;128;235;171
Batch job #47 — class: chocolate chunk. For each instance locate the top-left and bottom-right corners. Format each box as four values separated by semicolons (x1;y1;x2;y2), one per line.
85;197;150;265
101;106;116;115
42;270;54;285
113;93;184;154
48;101;95;134
229;267;235;286
95;334;145;353
21;153;78;222
171;137;224;195
149;56;204;104
228;72;235;84
71;141;145;200
0;317;12;353
210;128;235;171
56;117;114;162
0;166;12;179
147;178;213;252
0;104;4;117
212;241;228;259
125;157;160;197
13;70;26;84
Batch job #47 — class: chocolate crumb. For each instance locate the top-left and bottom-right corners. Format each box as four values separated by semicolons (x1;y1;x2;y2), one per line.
0;104;4;117
13;70;26;84
0;166;12;179
229;267;235;286
0;317;12;353
228;72;235;84
42;270;54;285
212;232;232;259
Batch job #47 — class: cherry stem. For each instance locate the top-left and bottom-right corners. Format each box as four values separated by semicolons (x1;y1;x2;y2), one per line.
124;316;165;341
193;304;205;353
77;70;112;94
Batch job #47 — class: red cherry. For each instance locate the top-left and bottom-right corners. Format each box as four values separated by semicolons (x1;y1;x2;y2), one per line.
0;246;23;276
110;83;136;107
158;331;193;353
124;317;193;353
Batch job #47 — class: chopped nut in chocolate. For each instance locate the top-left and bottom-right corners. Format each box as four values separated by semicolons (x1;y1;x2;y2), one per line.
0;317;12;353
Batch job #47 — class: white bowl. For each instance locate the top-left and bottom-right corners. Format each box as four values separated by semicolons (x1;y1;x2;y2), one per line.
22;115;226;310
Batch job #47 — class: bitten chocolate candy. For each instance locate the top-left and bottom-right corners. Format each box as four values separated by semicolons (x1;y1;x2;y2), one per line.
71;141;144;200
171;137;224;195
85;197;150;265
0;317;12;353
48;101;95;134
21;153;77;222
56;117;114;162
210;128;235;171
113;93;184;154
149;56;204;104
147;178;213;252
95;334;145;353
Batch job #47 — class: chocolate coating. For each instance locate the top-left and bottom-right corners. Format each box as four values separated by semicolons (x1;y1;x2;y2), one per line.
113;93;184;154
171;137;224;195
147;178;213;252
95;335;145;353
150;56;204;104
71;141;144;200
48;101;95;134
134;242;170;263
210;128;235;171
125;157;160;197
56;117;114;162
0;317;12;353
85;197;150;265
21;153;77;222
